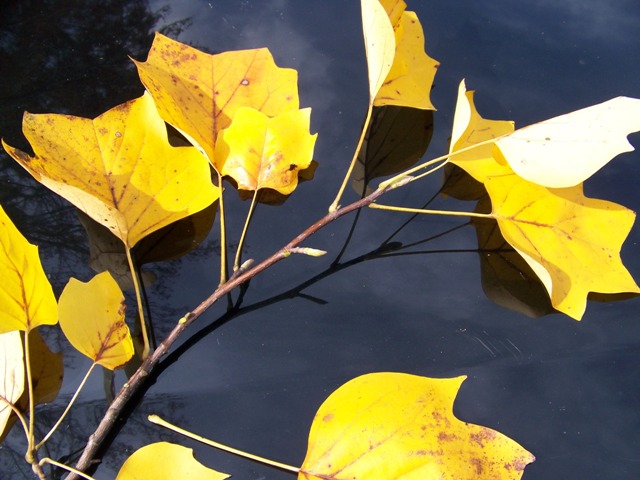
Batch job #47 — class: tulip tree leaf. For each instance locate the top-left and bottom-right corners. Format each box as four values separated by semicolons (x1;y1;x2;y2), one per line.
486;174;640;319
0;205;57;334
58;272;134;370
361;0;396;103
133;33;299;168
299;372;534;479
214;107;317;195
495;96;640;188
2;92;220;250
0;331;24;438
116;442;229;480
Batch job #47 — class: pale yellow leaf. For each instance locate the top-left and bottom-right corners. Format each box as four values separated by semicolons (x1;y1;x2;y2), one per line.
361;0;396;102
0;331;24;438
495;96;640;188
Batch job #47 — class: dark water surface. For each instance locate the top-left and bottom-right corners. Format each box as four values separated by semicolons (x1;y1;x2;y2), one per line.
1;1;640;479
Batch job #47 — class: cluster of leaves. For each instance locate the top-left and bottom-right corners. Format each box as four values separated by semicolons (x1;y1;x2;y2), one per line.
1;0;639;478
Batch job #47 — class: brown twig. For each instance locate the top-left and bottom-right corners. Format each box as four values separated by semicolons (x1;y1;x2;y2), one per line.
68;187;387;478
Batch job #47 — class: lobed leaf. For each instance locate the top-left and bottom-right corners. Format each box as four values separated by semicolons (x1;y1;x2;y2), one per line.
0;205;57;333
58;272;134;370
214;107;317;195
2;92;220;249
116;442;229;480
134;33;299;168
299;372;534;479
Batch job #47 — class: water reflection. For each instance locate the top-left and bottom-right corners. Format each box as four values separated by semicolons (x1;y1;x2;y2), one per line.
1;1;640;479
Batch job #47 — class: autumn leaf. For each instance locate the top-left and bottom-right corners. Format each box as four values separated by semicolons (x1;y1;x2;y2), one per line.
486;173;640;319
299;372;534;479
2;92;220;250
0;331;24;438
495;96;640;188
116;442;229;480
361;0;395;104
58;272;134;370
214;107;317;195
133;33;299;167
449;80;514;183
0;204;57;334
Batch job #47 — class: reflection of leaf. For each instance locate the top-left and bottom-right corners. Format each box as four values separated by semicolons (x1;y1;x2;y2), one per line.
0;331;24;438
2;92;220;250
441;163;487;201
116;442;229;480
352;106;433;195
300;372;534;479
486;174;640;319
449;80;514;183
495;96;640;188
134;33;299;167
58;272;134;370
0;205;58;333
215;107;317;195
473;197;556;318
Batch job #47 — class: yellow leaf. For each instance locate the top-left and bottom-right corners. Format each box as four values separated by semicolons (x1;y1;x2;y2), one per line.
58;272;133;370
0;205;57;333
374;10;439;109
134;33;299;167
486;174;640;319
300;372;534;480
0;331;24;438
449;80;514;183
116;442;229;480
361;0;396;103
215;107;317;195
495;96;640;188
2;92;220;249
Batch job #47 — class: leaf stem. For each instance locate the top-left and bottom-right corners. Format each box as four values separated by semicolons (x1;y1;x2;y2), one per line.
36;362;97;450
234;190;259;271
329;103;374;212
40;457;96;480
369;203;493;219
0;393;29;439
217;171;228;286
24;329;36;460
126;247;151;359
148;414;300;473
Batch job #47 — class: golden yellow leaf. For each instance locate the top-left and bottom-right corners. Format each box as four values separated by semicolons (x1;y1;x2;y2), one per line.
300;372;534;480
0;205;57;333
2;92;220;249
449;80;514;183
486;173;640;319
58;272;134;370
374;10;439;109
495;96;640;188
116;442;229;480
134;33;299;167
0;331;24;438
215;107;317;195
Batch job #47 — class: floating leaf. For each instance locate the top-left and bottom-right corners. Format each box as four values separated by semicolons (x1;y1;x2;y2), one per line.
2;92;220;249
116;442;229;480
134;33;299;167
352;106;433;196
374;7;439;109
495;96;640;188
0;331;24;438
449;80;514;183
0;205;57;333
214;107;316;195
300;372;534;479
58;272;133;370
486;173;640;319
